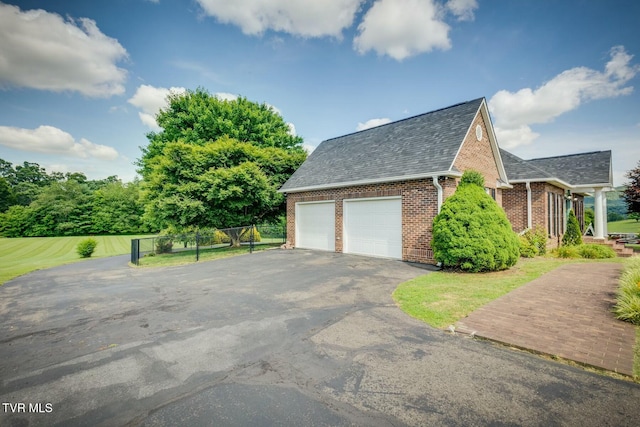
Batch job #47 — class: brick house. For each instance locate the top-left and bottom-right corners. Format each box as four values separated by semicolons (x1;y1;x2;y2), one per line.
279;98;613;264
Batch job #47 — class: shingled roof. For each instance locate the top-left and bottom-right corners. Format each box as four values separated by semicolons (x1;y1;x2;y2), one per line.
280;98;486;192
501;149;612;188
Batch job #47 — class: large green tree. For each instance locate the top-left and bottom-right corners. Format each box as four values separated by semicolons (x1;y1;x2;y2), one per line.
91;180;147;234
142;137;305;234
138;88;304;177
623;161;640;215
138;90;306;236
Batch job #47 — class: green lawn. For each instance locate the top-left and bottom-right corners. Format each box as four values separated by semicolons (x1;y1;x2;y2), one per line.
393;257;626;329
0;235;151;285
608;219;640;234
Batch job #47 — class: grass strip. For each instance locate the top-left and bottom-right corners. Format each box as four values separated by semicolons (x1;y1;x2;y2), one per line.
0;235;151;285
135;243;281;267
393;257;625;329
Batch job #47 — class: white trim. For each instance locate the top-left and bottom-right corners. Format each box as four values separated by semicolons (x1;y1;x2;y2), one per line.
526;181;532;230
432;176;443;214
280;170;460;193
449;100;510;184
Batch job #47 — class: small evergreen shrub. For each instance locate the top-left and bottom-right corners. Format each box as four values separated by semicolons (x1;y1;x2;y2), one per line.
432;170;520;272
76;238;98;258
562;209;582;246
614;257;640;325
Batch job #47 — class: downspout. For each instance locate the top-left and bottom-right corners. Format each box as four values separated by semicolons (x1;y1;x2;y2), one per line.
433;176;443;214
526;181;532;230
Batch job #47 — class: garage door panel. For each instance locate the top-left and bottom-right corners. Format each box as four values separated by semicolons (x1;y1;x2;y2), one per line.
344;198;401;259
296;202;335;251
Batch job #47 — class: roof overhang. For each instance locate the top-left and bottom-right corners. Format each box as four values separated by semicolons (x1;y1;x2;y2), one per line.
278;170;462;193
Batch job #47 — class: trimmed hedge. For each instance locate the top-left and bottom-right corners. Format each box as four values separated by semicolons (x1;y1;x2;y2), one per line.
432;171;519;272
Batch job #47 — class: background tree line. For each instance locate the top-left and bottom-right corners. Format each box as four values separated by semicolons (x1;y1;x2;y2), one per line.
0;160;150;237
1;88;307;238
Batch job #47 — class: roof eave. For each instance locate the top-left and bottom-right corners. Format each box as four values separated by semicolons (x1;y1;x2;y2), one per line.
278;170;462;193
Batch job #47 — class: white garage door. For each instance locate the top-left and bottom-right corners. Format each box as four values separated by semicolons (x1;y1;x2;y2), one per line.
296;202;335;251
344;197;402;259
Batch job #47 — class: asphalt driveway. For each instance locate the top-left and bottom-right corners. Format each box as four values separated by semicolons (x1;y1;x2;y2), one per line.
1;249;639;426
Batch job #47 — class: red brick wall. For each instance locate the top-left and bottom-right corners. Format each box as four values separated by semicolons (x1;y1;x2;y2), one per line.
502;182;566;241
286;178;455;263
285;110;510;264
453;112;501;194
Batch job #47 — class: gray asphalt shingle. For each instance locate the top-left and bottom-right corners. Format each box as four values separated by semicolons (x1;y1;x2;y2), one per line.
280;98;484;192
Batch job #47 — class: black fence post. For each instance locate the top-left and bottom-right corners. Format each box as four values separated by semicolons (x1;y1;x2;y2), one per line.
249;225;254;253
131;239;140;266
196;231;200;262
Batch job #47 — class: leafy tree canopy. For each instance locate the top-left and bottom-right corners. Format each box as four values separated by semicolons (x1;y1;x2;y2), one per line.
138;88;304;178
623;160;640;215
141;137;305;232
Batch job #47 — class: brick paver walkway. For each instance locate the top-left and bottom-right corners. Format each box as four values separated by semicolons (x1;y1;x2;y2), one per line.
456;262;636;376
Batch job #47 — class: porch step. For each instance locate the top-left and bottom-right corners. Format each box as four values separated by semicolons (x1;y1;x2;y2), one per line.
583;237;635;258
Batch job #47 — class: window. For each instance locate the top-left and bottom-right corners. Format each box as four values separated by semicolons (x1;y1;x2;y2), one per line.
547;192;564;236
485;187;496;200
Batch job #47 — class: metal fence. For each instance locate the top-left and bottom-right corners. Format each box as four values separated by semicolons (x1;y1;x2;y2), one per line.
130;224;286;266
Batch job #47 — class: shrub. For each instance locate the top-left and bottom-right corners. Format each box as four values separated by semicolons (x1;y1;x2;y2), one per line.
432;171;519;272
76;238;98;258
577;244;616;259
562;209;582;246
240;226;261;242
519;227;548;258
552;243;616;259
459;169;485;187
519;235;537;258
614;257;640;325
552;245;579;258
155;236;173;254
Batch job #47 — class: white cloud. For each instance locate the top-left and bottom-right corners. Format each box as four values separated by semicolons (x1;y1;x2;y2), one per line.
356;118;392;131
215;92;239;101
446;0;478;21
354;0;452;61
195;0;363;38
489;46;640;149
0;125;119;160
127;85;187;129
0;3;128;97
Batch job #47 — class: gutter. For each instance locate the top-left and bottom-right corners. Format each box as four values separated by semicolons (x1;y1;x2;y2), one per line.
433;176;443;214
526;181;532;230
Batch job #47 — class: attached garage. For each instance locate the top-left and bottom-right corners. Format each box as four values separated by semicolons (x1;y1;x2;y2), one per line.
295;201;335;251
343;197;402;259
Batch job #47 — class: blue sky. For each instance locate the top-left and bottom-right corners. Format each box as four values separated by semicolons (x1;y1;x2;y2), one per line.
0;0;639;186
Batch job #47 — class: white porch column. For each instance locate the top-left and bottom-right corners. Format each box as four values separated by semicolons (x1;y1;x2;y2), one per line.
602;192;608;237
594;188;604;239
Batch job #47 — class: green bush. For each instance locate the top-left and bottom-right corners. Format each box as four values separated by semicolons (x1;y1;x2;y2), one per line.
614;257;640;325
553;245;580;258
519;235;537;258
577;244;616;259
432;171;519;272
552;243;615;259
155;236;173;253
76;238;98;258
562;209;582;246
459;169;486;187
519;227;548;257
